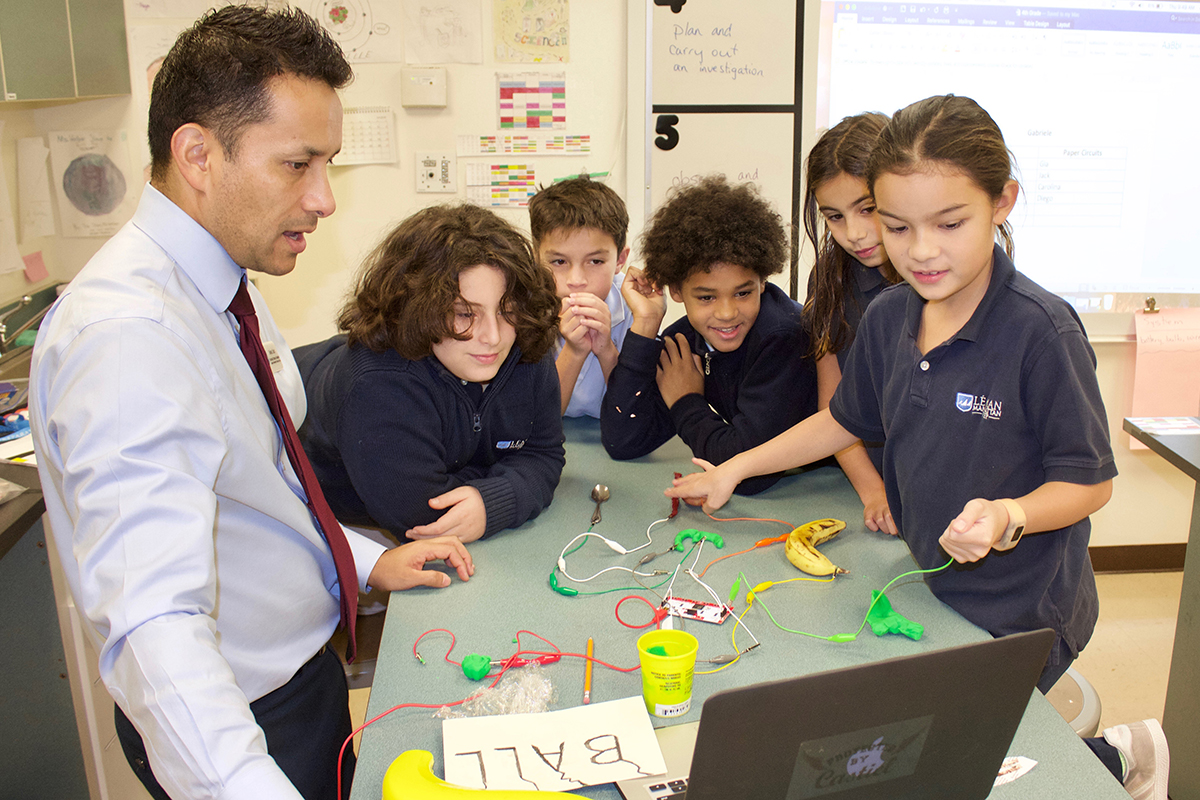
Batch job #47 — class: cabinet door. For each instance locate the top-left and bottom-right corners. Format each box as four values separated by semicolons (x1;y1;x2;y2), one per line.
0;0;76;101
72;0;131;98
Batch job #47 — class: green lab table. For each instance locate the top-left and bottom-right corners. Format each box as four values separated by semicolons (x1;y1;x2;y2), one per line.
350;418;1127;799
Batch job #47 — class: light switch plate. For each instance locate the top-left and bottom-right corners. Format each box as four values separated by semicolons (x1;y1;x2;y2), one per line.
416;152;456;193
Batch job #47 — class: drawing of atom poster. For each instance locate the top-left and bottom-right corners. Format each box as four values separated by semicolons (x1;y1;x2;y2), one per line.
49;131;136;238
310;0;403;62
493;0;569;62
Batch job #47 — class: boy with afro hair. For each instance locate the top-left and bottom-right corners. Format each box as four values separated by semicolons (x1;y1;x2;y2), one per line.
602;175;818;495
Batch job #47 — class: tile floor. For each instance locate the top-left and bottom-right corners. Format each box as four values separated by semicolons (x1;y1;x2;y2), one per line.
1073;570;1182;733
348;570;1184;754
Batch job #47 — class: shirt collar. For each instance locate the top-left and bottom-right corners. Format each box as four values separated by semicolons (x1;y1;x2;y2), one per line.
902;243;1014;345
608;273;627;327
132;184;247;314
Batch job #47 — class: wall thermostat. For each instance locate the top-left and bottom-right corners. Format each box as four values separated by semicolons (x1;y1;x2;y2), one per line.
401;67;448;108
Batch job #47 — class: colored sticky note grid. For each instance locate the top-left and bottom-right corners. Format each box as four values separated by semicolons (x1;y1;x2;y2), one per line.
498;76;566;130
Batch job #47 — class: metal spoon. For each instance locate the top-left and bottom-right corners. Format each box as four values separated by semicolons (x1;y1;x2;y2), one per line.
590;484;610;525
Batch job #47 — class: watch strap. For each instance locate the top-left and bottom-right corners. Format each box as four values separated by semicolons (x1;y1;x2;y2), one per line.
995;498;1026;551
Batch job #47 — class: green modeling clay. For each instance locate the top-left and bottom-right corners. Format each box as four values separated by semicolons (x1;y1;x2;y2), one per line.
462;653;492;681
865;590;924;640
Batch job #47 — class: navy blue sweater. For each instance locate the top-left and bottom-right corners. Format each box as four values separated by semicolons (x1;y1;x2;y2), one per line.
600;283;818;495
295;335;565;539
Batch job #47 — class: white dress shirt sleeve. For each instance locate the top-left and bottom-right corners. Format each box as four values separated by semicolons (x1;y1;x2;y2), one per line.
40;316;306;800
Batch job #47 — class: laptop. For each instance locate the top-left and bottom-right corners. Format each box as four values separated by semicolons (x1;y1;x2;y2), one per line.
616;628;1054;800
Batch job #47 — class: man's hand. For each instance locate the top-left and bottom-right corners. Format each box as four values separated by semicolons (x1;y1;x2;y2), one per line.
656;333;704;408
621;266;666;337
939;498;1006;562
406;486;487;543
367;536;474;591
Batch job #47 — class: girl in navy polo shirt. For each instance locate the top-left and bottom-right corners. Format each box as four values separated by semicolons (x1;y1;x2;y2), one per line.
803;112;902;537
669;95;1167;798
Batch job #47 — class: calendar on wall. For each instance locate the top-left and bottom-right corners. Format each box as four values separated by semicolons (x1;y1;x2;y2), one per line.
338;106;397;166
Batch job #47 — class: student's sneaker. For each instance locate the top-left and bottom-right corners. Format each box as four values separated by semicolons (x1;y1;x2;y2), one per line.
1101;719;1169;800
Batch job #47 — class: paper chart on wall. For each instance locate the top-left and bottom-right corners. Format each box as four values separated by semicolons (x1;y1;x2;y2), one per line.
404;0;482;64
465;162;536;207
442;696;667;791
457;133;589;156
493;0;569;63
1130;308;1200;449
497;72;566;130
0;123;23;274
49;131;137;238
16;137;55;241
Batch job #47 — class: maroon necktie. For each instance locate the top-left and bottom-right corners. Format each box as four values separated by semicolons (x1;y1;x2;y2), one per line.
229;280;358;662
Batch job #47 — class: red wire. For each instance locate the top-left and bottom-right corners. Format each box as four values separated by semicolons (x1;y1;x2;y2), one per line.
340;628;643;796
615;594;665;629
413;628;461;665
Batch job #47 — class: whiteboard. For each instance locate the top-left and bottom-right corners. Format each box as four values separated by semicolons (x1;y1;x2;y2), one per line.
651;0;797;107
628;0;803;293
648;112;794;237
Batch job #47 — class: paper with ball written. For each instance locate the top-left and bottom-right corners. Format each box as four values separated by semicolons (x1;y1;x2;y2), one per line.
442;696;667;790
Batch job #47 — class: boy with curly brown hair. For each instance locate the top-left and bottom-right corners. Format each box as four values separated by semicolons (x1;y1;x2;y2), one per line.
601;175;818;495
296;204;565;544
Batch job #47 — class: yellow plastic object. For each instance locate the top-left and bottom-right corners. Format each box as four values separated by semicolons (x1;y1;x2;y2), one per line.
382;750;579;798
636;629;698;718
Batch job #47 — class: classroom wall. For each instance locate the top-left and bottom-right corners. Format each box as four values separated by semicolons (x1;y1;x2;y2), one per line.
0;0;1190;549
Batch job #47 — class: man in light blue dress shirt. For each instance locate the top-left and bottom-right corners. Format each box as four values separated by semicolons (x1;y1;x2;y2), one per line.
29;7;472;800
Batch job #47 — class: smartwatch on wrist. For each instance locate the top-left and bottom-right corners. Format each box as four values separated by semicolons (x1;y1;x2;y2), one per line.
995;498;1026;551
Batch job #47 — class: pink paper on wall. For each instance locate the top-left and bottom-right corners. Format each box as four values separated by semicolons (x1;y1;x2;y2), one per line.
22;251;48;283
1130;308;1200;449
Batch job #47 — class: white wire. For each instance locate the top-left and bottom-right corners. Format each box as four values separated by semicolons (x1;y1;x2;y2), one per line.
555;517;672;584
559;563;658;583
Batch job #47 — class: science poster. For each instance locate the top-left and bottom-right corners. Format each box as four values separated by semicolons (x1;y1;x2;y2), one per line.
49;131;137;238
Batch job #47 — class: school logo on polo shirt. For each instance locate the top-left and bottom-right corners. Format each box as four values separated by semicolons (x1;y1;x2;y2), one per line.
955;392;1003;421
495;439;526;450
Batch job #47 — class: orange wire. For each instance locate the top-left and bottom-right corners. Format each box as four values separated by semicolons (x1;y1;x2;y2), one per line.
705;510;793;528
695;512;795;578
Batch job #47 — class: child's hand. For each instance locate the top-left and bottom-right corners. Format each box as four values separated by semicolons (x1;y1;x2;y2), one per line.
406;486;487;543
621;266;666;337
562;292;614;358
861;487;897;535
665;458;736;514
939;498;1006;562
558;297;592;355
366;536;474;591
656;333;704;407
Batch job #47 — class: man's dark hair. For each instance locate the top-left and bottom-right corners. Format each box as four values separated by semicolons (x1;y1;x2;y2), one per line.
148;5;353;182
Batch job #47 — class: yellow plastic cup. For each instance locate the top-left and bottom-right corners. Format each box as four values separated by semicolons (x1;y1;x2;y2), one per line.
637;629;699;718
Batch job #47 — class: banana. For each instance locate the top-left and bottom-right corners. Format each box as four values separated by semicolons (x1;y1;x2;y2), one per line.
785;518;848;576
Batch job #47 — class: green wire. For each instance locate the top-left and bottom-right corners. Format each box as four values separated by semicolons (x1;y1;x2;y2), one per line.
745;558;955;642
